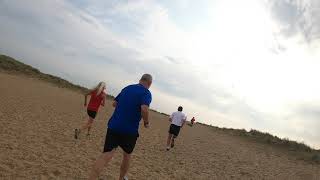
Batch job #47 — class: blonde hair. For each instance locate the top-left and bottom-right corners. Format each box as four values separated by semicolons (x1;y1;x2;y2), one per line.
92;82;106;96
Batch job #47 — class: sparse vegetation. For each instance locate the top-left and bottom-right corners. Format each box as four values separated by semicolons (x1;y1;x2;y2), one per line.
0;54;114;99
197;122;320;164
150;109;169;116
311;153;320;163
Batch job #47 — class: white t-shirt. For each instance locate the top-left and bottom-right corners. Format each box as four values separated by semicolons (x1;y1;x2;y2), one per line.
170;111;187;126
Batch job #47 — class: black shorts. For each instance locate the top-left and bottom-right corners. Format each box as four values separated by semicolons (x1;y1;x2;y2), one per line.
103;129;138;154
169;124;181;138
87;110;97;119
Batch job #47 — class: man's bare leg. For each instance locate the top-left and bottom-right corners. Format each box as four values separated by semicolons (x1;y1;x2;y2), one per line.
89;150;115;180
166;134;173;150
171;137;175;148
119;151;131;180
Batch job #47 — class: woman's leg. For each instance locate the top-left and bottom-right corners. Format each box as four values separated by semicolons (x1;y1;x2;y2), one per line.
81;117;93;130
76;117;94;139
86;118;94;135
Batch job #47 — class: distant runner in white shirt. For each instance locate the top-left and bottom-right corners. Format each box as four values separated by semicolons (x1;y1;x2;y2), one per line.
166;106;187;151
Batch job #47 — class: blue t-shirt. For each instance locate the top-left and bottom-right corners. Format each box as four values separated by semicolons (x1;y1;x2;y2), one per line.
108;84;152;135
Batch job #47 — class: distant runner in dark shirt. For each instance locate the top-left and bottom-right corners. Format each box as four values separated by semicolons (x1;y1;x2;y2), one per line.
190;117;196;126
89;74;153;180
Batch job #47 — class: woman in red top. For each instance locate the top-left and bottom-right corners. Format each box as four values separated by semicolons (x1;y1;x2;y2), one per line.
75;82;106;139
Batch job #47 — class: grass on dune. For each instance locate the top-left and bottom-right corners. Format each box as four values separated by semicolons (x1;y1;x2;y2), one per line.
0;54;114;99
197;122;320;164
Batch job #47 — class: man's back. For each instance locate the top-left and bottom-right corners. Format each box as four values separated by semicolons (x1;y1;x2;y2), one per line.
108;84;152;135
171;111;186;127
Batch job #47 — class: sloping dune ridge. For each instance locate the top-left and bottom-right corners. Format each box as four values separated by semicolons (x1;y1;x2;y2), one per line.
0;73;320;179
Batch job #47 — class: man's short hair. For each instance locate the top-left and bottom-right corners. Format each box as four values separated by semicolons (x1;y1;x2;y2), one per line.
178;106;183;112
140;74;153;82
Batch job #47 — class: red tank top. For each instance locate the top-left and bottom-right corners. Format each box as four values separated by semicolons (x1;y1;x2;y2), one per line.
87;90;104;112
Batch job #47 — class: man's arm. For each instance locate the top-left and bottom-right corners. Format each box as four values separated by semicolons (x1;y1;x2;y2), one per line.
181;119;186;127
141;91;152;128
181;116;187;128
112;91;121;108
112;101;117;108
141;105;149;128
169;113;173;122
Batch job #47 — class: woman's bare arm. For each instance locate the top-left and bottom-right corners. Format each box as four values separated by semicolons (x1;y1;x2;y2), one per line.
84;91;91;106
101;94;106;106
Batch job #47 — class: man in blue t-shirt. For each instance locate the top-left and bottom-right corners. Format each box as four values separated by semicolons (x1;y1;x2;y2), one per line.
89;74;152;180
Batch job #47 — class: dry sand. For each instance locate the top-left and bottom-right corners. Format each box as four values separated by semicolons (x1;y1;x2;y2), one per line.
0;72;319;180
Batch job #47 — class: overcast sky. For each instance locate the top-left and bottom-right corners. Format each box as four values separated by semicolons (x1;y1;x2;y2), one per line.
0;0;319;149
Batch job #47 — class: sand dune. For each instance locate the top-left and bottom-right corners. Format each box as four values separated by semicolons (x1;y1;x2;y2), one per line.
0;72;319;179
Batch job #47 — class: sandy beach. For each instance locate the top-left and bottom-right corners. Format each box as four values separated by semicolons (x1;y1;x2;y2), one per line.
0;72;319;180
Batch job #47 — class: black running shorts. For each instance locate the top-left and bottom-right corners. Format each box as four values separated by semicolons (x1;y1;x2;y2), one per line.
103;129;138;154
87;110;97;119
169;124;181;138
